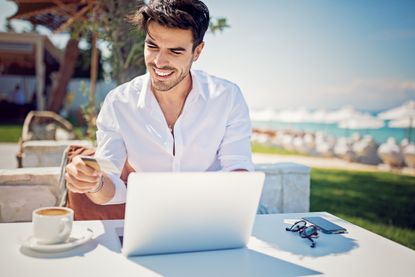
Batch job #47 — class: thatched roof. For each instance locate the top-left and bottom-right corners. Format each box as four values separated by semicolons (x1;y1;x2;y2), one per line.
7;0;93;32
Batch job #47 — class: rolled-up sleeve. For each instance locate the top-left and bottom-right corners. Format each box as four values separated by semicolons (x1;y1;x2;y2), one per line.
218;85;254;171
95;92;128;204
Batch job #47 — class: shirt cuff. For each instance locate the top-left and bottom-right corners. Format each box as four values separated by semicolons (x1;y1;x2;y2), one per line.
221;157;255;172
101;172;127;205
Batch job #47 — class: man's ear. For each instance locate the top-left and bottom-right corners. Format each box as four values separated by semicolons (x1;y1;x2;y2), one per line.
193;41;205;61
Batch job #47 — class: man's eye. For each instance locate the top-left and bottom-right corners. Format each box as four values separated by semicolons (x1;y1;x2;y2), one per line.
171;50;182;55
147;44;157;49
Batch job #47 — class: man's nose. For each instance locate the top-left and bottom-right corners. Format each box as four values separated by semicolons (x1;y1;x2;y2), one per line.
154;51;169;68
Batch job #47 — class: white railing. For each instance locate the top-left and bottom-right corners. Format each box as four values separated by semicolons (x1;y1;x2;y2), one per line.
255;163;310;214
0;163;310;222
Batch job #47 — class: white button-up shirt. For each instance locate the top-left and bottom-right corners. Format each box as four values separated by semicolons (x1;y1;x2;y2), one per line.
95;70;253;204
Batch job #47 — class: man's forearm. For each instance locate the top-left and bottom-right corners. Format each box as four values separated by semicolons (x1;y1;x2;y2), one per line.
86;173;116;205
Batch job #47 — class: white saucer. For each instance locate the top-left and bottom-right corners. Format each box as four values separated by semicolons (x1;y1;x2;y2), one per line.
20;227;94;253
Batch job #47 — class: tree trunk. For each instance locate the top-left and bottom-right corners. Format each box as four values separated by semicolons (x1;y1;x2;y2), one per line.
48;38;79;112
90;33;98;108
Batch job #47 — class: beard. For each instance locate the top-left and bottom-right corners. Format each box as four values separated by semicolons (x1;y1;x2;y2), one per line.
148;62;192;92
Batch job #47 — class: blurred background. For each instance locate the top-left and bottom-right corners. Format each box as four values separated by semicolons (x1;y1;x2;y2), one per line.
0;0;414;250
1;0;414;144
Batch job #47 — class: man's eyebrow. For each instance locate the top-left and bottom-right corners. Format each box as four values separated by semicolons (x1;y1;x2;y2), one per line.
145;32;158;45
145;38;157;45
145;33;187;52
169;47;186;52
145;39;186;52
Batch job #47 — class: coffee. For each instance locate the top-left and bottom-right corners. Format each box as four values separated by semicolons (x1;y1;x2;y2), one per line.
36;208;70;216
32;207;74;244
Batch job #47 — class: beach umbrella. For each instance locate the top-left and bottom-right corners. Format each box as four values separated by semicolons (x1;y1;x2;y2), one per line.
380;101;415;142
277;107;312;123
389;116;415;142
378;100;415;120
389;117;415;128
322;106;368;123
250;109;279;122
338;114;384;130
309;109;329;123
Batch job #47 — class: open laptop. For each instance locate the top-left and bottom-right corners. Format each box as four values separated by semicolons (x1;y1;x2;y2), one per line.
121;172;265;257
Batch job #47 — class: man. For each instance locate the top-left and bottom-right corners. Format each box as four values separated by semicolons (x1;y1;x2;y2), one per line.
13;84;25;105
12;84;26;120
65;0;253;205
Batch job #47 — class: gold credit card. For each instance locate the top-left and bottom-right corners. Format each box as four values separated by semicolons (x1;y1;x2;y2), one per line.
79;156;120;174
80;156;101;171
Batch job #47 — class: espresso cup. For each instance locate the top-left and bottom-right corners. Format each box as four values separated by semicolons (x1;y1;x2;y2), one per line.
32;207;74;244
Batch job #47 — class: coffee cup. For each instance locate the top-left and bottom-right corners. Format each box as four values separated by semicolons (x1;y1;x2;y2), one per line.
32;207;74;244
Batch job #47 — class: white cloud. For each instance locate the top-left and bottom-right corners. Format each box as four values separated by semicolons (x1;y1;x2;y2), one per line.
313;78;415;110
245;78;415;111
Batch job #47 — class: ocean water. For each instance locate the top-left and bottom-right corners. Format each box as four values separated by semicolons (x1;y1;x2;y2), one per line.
252;121;414;144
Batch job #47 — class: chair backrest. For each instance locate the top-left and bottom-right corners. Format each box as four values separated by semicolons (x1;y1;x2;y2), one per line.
22;111;75;141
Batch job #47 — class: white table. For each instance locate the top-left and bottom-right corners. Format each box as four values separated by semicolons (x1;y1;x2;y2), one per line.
1;212;414;277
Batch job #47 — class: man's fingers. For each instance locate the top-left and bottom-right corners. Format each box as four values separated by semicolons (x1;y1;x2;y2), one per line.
66;182;92;194
65;180;85;193
72;156;100;176
66;163;100;183
65;172;98;193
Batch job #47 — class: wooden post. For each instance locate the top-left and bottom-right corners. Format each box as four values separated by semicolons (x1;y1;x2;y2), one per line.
90;33;98;112
35;39;45;110
85;6;99;140
47;38;79;112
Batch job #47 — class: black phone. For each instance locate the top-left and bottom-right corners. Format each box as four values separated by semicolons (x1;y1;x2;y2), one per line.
302;216;347;234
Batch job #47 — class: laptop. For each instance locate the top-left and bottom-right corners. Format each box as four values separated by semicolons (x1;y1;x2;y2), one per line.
121;171;265;257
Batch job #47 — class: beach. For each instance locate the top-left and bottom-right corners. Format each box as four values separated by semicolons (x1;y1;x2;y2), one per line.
253;121;410;145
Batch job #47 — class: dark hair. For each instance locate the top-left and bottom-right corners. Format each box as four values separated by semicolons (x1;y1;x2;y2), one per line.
130;0;210;50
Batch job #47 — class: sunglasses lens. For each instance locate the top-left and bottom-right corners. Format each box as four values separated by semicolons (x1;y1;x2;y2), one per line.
302;226;317;237
292;221;306;231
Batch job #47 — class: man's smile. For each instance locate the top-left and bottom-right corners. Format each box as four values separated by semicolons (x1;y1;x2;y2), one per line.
153;67;175;79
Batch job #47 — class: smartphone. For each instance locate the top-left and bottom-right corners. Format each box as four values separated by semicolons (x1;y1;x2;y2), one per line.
302;216;347;234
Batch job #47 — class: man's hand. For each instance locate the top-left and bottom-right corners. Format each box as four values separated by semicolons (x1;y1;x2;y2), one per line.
65;156;101;194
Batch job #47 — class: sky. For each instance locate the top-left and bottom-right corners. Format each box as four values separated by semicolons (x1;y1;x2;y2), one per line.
1;0;415;111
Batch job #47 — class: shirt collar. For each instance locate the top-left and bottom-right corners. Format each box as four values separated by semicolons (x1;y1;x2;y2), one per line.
137;73;152;109
190;69;208;102
136;70;207;109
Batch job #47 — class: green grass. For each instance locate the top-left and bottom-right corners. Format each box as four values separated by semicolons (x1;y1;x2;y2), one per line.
0;124;86;142
251;142;305;156
0;124;22;142
310;168;415;250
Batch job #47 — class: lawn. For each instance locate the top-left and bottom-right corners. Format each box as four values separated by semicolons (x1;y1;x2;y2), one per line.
310;168;415;250
0;124;84;142
0;124;22;142
252;142;305;155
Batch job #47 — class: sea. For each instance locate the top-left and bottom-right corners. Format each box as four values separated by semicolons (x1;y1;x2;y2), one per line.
252;120;413;144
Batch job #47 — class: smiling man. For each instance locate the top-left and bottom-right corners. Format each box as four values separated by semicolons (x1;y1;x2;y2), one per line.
65;0;254;205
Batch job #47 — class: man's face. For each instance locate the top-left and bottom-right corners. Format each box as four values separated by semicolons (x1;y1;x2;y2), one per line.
144;21;204;92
